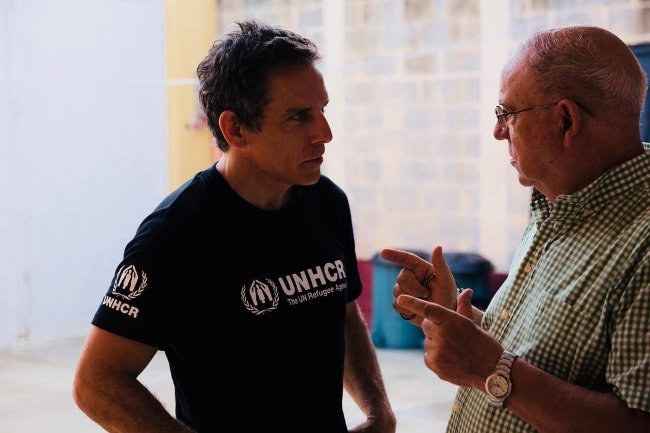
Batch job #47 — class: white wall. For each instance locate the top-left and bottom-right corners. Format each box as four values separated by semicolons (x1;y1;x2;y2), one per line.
0;0;168;348
0;0;12;346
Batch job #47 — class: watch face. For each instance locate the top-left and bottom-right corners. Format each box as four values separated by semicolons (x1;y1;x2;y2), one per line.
487;374;509;398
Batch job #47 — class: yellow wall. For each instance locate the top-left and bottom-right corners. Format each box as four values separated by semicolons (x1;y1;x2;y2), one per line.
165;0;218;190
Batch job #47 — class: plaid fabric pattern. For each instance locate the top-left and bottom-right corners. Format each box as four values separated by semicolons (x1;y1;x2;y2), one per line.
446;144;650;433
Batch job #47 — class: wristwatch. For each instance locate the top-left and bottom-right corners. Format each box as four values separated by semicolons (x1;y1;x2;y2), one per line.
485;350;518;409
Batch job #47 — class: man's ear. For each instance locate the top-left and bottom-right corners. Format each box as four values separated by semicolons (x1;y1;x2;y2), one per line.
558;99;583;141
218;110;246;147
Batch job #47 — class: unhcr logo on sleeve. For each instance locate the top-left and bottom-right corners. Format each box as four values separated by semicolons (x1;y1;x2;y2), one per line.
101;264;147;318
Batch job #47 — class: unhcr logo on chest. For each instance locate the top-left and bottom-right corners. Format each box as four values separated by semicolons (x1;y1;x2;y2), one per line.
277;259;346;296
241;259;348;315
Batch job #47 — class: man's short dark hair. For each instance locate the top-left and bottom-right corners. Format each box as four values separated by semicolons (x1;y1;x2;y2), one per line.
196;20;321;151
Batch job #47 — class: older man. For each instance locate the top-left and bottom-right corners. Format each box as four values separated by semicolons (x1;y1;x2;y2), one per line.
383;26;650;432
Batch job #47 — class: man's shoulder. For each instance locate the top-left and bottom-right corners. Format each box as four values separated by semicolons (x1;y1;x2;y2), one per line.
154;165;222;216
312;174;346;197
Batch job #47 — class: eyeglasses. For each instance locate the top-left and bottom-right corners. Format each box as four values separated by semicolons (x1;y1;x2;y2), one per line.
495;102;559;127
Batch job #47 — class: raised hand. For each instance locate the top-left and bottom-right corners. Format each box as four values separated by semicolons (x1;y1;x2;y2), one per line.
380;246;459;325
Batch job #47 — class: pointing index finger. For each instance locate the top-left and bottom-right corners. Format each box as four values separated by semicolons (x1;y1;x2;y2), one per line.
396;294;447;324
380;248;432;278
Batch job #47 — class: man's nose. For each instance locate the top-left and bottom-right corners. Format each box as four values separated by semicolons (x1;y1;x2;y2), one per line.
493;121;507;140
317;113;333;143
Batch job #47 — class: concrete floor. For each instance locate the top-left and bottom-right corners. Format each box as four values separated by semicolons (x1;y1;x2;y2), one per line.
0;336;458;432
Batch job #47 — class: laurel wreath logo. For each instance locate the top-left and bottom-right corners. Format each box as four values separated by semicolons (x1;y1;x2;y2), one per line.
241;279;279;315
112;265;148;301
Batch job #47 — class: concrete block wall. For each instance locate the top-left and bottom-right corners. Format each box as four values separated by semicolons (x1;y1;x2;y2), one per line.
214;0;650;273
340;0;486;263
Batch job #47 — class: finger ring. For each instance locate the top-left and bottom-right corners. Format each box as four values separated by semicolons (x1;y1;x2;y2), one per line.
422;272;436;286
400;312;416;321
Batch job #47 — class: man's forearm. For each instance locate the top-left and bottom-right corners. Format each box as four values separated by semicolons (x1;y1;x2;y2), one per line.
505;357;650;433
75;376;192;433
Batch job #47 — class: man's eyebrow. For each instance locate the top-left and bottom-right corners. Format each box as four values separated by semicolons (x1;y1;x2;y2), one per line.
282;106;312;116
285;105;311;112
282;99;329;115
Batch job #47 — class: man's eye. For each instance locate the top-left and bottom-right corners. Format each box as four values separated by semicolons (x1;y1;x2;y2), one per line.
289;110;310;121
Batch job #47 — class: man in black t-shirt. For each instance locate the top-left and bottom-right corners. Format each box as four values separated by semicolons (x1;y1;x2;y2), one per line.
72;19;396;433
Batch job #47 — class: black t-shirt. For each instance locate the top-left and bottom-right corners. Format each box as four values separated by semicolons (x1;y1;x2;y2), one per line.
92;165;362;432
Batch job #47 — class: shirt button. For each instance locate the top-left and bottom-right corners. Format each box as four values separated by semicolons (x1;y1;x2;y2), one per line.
500;309;510;320
453;403;461;412
524;264;533;273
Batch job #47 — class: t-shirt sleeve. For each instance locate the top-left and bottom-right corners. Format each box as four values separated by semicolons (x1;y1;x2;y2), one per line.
91;211;190;350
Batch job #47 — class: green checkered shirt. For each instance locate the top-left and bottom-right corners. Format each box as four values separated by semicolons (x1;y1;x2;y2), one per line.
447;144;650;432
